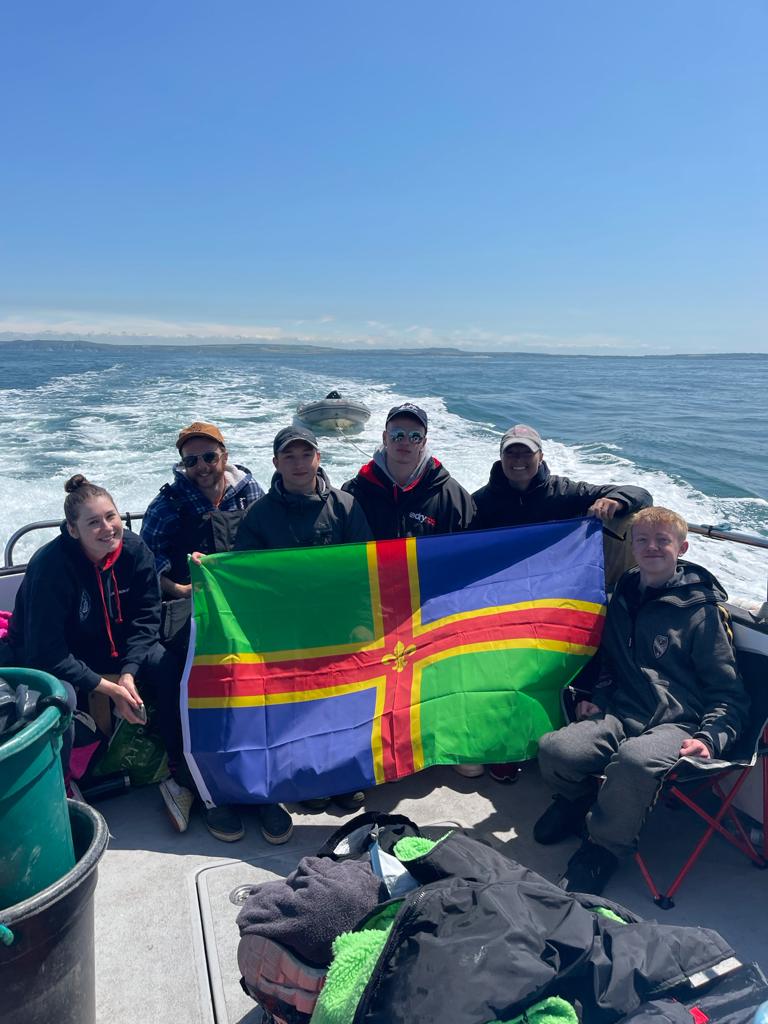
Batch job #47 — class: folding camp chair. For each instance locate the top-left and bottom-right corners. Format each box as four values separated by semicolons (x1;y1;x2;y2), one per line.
635;635;768;909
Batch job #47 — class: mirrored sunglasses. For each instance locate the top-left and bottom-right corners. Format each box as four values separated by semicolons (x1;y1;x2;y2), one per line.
181;450;221;469
387;429;425;444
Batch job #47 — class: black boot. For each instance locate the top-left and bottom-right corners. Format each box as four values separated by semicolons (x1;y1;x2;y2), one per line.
533;792;594;845
557;839;618;895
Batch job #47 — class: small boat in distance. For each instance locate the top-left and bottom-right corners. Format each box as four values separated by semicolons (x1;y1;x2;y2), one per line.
296;390;371;432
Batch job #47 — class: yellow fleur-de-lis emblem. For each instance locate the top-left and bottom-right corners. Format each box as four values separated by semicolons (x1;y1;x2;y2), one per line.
381;640;417;673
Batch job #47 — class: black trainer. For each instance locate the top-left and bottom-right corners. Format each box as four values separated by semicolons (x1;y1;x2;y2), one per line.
256;803;294;845
205;804;245;842
333;790;366;812
300;797;332;812
533;793;594;845
557;840;618;895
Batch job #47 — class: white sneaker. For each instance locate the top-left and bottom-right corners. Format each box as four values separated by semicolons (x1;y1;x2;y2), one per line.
452;764;485;778
159;777;195;833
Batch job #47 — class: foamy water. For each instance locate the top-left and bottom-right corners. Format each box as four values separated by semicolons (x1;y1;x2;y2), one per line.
2;351;767;606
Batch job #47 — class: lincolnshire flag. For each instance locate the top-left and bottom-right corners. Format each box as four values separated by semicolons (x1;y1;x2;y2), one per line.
181;517;606;806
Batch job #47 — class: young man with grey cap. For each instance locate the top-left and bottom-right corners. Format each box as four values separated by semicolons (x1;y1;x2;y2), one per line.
473;424;652;530
472;424;652;783
342;403;475;539
141;421;264;843
234;426;372;826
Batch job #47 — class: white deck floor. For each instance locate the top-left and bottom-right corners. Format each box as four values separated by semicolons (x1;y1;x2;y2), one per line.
93;762;768;1024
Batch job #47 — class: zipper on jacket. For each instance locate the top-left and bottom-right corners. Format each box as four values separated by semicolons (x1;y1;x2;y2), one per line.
353;888;430;1024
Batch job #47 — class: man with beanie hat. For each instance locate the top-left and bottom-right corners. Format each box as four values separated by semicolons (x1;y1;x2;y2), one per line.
342;403;475;540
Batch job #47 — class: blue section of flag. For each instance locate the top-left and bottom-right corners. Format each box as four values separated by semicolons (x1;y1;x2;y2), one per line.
416;518;605;626
188;687;377;804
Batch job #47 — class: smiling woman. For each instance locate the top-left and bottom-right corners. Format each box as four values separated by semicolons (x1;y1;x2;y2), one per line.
0;474;180;777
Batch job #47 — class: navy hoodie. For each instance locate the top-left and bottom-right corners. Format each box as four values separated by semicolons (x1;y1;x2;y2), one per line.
473;460;652;529
342;456;475;540
5;526;161;692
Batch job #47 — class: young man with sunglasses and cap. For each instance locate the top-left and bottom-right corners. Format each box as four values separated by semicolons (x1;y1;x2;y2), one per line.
233;426;372;833
141;422;264;843
342;403;475;540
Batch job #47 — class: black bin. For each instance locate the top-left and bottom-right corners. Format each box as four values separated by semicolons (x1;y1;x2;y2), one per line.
0;800;109;1024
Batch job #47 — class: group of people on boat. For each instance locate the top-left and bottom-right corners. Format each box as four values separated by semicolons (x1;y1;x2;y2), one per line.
0;401;749;895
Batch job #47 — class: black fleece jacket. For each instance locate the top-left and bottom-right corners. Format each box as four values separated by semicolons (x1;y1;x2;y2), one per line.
234;467;372;551
472;460;652;529
5;527;161;693
595;562;749;756
342;457;475;540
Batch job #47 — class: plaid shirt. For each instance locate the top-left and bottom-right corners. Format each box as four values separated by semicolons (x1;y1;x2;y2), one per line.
140;464;264;576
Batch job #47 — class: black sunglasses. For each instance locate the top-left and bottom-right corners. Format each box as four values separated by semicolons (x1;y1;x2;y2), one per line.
181;450;222;469
387;429;425;444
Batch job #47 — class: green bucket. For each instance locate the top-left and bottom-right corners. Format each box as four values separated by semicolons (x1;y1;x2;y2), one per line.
0;668;76;911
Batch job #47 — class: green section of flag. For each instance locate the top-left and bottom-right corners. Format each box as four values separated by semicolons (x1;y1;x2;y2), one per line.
418;648;589;765
191;544;375;656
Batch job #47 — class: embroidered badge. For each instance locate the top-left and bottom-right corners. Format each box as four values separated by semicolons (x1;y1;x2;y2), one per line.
652;634;669;659
79;590;91;621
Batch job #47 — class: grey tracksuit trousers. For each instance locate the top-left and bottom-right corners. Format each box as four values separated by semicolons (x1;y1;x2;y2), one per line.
537;714;692;857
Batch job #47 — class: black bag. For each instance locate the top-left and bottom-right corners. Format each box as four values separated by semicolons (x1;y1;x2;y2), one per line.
160;596;192;654
316;811;422;861
0;677;71;742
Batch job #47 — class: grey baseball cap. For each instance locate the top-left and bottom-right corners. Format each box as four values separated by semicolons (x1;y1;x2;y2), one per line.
385;403;428;430
500;424;542;455
273;426;319;455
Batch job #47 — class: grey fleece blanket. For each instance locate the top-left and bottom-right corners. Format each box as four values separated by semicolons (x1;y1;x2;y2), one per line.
236;854;387;967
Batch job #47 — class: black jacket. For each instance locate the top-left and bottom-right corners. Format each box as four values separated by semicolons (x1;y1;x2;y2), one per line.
472;460;652;530
354;831;738;1023
234;467;372;551
342;457;475;540
596;562;749;756
4;527;161;693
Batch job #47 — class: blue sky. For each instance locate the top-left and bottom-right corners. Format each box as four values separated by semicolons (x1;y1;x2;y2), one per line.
1;2;765;353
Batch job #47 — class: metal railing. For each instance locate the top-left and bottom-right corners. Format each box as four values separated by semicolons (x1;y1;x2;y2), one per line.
3;513;768;571
3;512;145;568
688;523;768;550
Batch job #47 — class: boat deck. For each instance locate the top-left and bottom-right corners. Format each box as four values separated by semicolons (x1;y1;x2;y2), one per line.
94;762;768;1024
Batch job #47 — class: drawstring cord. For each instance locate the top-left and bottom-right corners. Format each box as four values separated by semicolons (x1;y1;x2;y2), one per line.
94;566;122;659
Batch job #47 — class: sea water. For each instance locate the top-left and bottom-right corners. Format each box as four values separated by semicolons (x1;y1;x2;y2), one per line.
1;342;767;604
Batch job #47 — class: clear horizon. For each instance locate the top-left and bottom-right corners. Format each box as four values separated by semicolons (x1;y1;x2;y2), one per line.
2;2;766;356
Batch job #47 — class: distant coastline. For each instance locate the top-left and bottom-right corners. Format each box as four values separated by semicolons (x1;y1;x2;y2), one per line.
1;338;764;359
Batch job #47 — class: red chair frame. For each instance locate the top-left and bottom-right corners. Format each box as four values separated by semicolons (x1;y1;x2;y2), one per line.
635;723;768;909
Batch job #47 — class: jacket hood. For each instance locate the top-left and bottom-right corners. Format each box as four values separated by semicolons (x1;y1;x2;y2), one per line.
485;458;551;494
358;452;449;495
371;444;434;489
268;465;332;504
618;561;728;609
58;521;117;565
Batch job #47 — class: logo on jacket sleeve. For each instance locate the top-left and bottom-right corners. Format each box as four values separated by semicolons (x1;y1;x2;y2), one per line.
79;591;91;621
652;634;669;659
